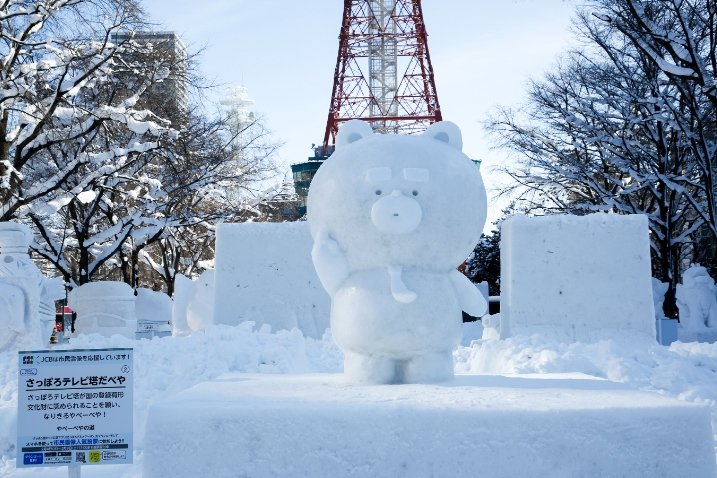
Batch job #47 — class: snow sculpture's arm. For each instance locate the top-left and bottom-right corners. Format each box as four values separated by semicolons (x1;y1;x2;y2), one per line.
311;228;349;297
449;269;488;317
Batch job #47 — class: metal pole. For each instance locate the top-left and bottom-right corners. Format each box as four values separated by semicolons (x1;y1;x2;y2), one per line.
69;464;81;478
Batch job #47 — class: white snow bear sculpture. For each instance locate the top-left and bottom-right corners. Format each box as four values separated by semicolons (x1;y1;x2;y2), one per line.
307;120;487;384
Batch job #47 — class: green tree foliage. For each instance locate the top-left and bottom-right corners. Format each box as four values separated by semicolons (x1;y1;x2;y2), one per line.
464;228;501;297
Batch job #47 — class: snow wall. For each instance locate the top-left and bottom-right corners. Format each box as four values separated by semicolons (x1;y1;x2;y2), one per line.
213;222;330;339
500;214;656;342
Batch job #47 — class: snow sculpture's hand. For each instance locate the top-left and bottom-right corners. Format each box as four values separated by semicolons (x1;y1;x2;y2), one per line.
449;269;488;317
311;228;349;297
387;266;417;303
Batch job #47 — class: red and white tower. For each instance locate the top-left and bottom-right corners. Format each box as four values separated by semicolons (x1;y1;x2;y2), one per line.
322;0;442;149
291;0;442;214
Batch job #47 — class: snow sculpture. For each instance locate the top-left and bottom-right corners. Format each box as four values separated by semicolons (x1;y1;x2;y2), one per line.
69;281;137;339
307;120;487;384
0;222;63;351
135;288;173;338
676;265;717;331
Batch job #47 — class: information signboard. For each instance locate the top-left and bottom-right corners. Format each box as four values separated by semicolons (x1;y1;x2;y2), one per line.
16;348;133;468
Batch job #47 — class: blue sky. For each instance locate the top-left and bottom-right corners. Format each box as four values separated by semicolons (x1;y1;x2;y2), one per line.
143;0;577;222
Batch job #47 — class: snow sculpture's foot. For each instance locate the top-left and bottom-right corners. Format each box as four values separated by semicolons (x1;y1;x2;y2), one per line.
387;266;416;303
404;351;454;383
343;351;399;384
343;351;454;384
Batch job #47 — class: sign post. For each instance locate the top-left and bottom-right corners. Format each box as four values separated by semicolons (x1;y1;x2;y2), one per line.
16;348;133;475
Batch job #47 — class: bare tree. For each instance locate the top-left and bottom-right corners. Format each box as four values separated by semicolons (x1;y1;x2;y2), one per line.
487;4;712;318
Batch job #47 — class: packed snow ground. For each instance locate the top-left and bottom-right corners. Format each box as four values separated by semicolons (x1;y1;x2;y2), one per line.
1;320;717;476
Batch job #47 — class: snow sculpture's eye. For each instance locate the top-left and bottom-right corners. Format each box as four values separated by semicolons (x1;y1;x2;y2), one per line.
375;190;382;195
412;190;419;196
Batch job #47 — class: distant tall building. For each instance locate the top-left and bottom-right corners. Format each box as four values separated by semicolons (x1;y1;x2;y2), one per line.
112;31;188;127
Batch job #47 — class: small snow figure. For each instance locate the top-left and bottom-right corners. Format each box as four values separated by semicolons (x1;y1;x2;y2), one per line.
307;120;487;384
676;265;717;331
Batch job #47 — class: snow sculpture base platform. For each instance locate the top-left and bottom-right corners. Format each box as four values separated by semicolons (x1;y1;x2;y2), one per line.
143;374;716;478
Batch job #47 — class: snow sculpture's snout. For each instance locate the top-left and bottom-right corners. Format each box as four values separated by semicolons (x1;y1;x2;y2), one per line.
370;189;422;235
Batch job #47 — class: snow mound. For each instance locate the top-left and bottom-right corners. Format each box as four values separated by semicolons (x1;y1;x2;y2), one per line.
0;323;343;476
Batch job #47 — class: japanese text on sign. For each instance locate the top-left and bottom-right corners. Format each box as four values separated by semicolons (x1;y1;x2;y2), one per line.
17;348;133;468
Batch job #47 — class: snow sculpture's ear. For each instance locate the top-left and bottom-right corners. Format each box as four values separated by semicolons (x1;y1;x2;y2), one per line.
423;121;462;151
336;120;373;148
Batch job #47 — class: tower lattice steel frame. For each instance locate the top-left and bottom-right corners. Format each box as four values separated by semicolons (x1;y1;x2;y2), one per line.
322;0;442;150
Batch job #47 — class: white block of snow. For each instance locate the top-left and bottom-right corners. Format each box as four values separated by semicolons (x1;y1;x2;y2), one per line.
68;281;136;339
187;269;215;331
136;288;173;338
500;214;656;342
213;222;330;338
143;373;716;478
171;274;193;333
136;288;172;322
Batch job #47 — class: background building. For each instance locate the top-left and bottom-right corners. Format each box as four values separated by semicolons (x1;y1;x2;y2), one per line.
112;31;189;127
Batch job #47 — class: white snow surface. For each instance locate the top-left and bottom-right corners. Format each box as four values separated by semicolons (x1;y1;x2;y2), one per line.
2;324;717;476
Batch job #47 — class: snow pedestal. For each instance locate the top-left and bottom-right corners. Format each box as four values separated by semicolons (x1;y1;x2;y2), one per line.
500;214;656;342
143;374;716;478
213;222;330;339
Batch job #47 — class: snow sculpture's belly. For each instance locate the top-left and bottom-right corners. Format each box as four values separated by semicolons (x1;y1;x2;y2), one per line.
331;269;462;358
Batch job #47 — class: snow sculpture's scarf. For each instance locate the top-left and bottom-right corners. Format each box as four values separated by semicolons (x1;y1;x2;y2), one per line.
387;266;417;304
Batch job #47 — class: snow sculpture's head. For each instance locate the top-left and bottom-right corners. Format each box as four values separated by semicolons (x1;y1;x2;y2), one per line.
307;120;487;269
0;222;32;258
